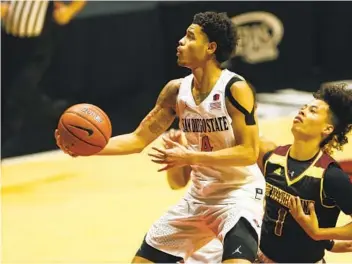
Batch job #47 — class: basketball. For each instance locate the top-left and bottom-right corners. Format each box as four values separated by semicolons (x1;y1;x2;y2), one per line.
57;103;112;156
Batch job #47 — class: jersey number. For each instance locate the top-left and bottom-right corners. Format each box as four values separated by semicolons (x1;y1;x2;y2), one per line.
274;208;287;236
201;136;213;152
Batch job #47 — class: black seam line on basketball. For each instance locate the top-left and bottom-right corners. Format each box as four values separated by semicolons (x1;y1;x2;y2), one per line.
65;110;108;142
65;111;109;143
68;124;94;136
60;119;103;148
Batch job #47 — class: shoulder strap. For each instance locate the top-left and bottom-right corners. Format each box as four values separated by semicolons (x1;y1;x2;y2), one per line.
225;77;256;125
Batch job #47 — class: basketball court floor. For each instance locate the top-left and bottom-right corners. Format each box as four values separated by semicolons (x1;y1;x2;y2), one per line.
2;117;352;263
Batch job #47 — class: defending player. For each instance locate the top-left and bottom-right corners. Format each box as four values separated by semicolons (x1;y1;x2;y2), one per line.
257;83;352;262
165;83;352;262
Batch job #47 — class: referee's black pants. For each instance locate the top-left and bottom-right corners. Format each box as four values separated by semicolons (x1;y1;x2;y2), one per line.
1;19;63;157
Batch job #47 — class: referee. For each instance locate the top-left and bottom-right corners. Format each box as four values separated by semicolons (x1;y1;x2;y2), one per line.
1;0;86;157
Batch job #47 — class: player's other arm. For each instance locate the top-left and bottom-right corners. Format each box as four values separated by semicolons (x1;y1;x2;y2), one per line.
314;167;352;240
167;165;191;190
189;81;260;167
330;240;352;253
290;166;352;240
97;80;180;155
317;221;352;241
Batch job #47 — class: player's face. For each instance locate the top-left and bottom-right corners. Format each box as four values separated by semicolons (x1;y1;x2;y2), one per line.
291;99;334;141
177;24;215;69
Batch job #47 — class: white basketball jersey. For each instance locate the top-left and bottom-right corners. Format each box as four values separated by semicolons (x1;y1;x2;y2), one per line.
177;69;265;204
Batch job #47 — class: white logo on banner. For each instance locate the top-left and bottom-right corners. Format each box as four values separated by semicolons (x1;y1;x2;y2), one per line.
230;11;284;64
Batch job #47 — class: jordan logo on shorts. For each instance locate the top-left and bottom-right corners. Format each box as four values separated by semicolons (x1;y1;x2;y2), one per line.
232;245;242;255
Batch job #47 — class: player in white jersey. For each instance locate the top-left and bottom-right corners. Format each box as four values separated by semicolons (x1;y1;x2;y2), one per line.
56;11;265;263
164;79;259;264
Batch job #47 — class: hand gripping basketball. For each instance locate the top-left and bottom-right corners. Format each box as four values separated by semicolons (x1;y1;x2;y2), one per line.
55;129;78;157
55;103;112;156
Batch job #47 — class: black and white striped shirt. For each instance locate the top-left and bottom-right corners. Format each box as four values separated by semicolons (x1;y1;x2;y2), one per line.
2;0;50;38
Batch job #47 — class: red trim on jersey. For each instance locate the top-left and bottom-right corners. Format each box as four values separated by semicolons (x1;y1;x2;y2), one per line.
339;160;352;181
272;144;337;171
273;145;291;156
315;154;338;169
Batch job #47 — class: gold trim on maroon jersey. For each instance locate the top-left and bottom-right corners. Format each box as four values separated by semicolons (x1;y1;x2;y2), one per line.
265;144;338;209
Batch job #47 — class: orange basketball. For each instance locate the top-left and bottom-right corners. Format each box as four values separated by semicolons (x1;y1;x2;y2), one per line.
57;103;112;156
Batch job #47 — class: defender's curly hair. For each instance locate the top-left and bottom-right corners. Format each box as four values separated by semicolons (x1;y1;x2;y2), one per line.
313;83;352;155
193;11;237;63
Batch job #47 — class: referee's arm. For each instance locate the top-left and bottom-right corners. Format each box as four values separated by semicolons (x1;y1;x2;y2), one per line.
53;0;86;25
56;0;86;15
1;2;9;19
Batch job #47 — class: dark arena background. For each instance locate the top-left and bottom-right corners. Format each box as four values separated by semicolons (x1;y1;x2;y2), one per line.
1;1;351;263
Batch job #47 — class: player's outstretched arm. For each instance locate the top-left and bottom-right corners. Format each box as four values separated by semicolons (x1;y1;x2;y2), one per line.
97;79;181;155
189;81;260;167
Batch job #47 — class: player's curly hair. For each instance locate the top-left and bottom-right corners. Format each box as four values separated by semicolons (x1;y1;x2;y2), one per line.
313;83;352;155
193;11;237;63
